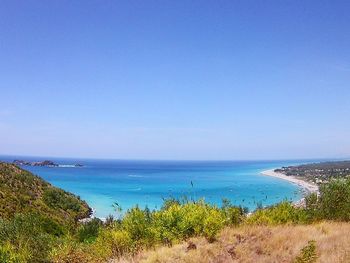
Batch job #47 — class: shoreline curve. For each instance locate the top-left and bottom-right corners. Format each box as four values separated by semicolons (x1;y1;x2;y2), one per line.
261;169;319;194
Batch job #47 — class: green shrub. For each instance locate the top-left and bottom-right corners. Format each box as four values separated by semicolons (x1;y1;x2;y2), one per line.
0;213;54;262
246;201;309;225
176;201;207;237
93;229;133;259
121;206;154;248
310;179;350;221
152;202;184;244
152;200;228;244
203;209;225;242
294;240;317;263
161;198;181;210
50;237;95;263
41;216;65;237
43;188;82;212
222;199;246;225
77;218;102;243
0;243;23;263
304;193;319;220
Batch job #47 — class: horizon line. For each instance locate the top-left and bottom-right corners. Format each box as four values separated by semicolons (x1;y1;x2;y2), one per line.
0;153;348;163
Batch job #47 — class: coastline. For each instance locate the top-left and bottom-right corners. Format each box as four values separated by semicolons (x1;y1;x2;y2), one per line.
261;168;319;195
79;208;97;223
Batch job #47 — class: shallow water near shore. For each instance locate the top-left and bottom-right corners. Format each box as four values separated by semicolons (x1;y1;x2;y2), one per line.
0;156;323;218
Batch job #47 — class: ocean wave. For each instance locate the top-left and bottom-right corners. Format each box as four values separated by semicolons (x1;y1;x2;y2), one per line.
129;187;142;191
128;174;144;178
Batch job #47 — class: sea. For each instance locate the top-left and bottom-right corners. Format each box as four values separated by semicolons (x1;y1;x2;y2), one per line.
0;156;324;219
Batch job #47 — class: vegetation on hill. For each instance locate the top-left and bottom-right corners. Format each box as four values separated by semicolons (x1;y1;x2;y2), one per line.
275;160;350;184
126;222;349;263
0;162;92;262
2;161;350;262
0;162;91;223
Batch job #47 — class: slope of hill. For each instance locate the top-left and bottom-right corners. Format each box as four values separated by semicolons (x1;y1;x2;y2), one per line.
116;222;350;263
0;162;91;223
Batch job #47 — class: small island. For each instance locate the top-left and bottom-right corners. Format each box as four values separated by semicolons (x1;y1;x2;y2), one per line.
13;159;84;168
13;159;59;167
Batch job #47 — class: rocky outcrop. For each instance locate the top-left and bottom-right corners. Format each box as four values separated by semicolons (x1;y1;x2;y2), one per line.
13;159;59;167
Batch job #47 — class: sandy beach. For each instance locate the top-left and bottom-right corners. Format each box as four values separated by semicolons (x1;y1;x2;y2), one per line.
261;169;319;194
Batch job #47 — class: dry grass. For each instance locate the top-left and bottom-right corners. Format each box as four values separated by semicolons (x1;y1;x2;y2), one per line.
114;222;350;263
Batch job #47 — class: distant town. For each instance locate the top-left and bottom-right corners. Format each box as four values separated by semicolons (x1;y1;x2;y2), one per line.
275;161;350;184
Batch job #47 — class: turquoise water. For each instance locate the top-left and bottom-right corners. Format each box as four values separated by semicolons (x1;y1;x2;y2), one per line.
1;157;318;218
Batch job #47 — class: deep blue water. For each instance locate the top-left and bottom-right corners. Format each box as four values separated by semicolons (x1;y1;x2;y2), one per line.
0;156;322;218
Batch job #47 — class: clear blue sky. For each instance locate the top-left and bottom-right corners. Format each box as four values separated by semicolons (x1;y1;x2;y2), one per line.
1;1;349;160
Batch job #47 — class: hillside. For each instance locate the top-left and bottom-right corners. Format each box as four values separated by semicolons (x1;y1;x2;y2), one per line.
0;162;91;224
118;222;350;263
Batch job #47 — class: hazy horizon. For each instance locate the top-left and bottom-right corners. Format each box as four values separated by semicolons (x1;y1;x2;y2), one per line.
1;1;350;160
